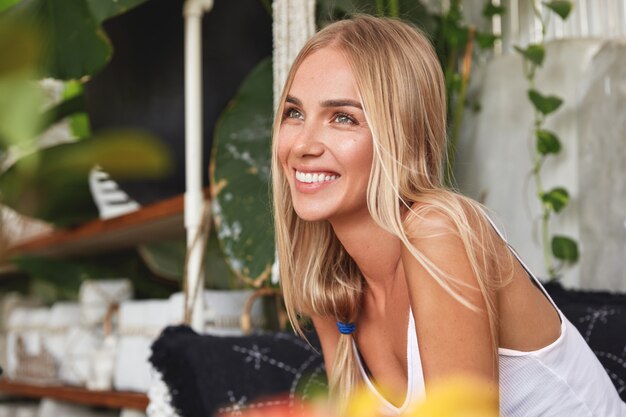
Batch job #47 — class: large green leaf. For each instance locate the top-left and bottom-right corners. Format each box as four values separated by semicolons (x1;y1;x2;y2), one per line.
211;58;274;287
3;0;111;80
0;130;171;225
551;235;579;262
0;18;41;76
85;0;148;23
528;89;563;115
543;1;573;20
2;0;151;80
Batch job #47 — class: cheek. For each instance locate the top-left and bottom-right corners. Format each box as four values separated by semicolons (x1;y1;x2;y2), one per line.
338;134;373;176
276;131;292;170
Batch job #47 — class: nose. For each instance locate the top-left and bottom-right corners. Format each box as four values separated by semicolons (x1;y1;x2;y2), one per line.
292;122;324;159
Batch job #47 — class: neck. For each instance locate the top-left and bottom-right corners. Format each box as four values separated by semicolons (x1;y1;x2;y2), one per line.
329;209;402;303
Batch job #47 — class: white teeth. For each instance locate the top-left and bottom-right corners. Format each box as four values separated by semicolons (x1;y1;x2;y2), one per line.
295;171;339;184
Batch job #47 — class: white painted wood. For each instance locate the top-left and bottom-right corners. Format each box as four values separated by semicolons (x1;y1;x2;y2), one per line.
183;0;214;331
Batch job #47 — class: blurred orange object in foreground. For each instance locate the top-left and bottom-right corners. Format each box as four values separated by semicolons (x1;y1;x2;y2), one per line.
217;375;499;417
215;394;328;417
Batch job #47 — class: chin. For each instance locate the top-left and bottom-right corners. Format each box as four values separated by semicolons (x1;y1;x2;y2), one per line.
292;207;331;223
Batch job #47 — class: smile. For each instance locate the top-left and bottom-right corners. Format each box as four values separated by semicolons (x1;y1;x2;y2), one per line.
295;170;339;184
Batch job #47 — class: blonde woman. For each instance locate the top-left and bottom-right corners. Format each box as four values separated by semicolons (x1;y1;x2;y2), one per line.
271;15;626;417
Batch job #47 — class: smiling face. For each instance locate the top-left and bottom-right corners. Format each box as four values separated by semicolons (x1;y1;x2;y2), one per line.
277;46;374;223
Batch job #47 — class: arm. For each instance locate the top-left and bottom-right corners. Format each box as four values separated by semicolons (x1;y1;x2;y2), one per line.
311;314;340;379
402;209;498;389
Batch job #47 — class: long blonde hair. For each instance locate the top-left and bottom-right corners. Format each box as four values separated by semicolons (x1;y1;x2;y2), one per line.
271;15;515;406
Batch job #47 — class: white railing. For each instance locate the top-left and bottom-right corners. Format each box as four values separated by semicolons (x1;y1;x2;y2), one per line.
492;0;626;52
424;1;626;53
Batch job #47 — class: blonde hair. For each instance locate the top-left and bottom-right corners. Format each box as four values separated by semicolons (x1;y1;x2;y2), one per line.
271;15;515;407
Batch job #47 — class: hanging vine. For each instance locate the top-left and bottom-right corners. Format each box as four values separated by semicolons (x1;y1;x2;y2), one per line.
515;0;577;280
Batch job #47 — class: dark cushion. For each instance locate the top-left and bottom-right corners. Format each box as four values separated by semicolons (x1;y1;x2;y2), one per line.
545;282;626;400
149;326;326;417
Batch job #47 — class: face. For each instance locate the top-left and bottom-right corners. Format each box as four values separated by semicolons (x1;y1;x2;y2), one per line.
277;46;373;223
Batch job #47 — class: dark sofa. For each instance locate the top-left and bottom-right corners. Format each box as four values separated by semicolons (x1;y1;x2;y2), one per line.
150;282;626;417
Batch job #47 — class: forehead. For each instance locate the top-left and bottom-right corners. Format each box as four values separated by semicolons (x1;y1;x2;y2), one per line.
288;46;360;103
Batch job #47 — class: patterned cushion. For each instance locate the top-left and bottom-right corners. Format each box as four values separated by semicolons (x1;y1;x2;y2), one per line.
149;325;326;417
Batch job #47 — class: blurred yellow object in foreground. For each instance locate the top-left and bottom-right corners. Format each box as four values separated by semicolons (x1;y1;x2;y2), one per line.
408;376;499;417
344;384;384;417
345;375;499;417
219;375;498;417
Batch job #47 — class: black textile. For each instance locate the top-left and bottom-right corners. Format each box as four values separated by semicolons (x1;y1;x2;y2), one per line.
149;326;326;417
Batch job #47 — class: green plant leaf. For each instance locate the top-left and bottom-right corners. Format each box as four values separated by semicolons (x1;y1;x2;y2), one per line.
3;0;111;80
543;0;573;20
211;58;274;287
541;187;569;213
536;129;561;154
476;32;499;49
551;235;579;262
514;44;545;66
3;0;151;80
0;77;44;151
483;3;505;17
0;20;42;77
528;89;563;115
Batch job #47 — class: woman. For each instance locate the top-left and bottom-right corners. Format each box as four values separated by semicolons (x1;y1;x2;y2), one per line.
271;15;625;416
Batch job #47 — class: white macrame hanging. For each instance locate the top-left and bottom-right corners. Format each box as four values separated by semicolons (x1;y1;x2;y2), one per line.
271;0;316;285
272;0;316;113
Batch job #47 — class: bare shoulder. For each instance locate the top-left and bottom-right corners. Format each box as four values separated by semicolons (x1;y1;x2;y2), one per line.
401;202;486;306
400;201;498;384
407;206;453;238
402;199;490;239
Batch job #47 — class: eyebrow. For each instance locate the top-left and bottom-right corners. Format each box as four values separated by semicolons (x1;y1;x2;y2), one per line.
286;95;363;110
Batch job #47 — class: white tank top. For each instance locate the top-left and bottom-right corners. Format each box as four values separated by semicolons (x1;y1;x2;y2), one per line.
353;214;626;417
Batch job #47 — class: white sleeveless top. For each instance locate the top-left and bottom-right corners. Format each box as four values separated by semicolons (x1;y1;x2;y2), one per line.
353;214;626;417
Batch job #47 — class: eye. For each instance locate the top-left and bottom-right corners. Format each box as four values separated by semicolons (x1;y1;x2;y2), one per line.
283;107;303;121
334;112;357;125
